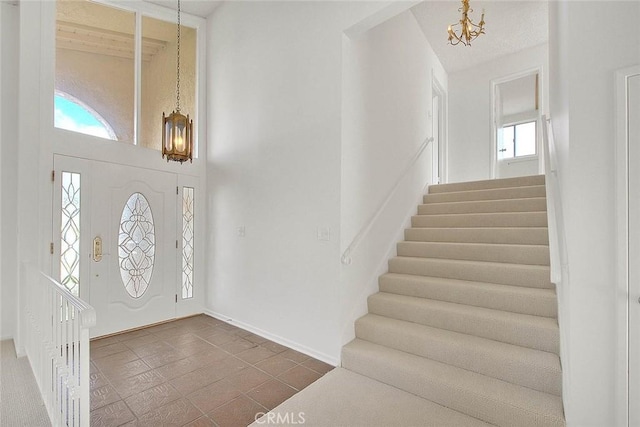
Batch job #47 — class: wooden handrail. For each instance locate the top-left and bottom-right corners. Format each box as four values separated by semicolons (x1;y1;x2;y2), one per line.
341;136;434;265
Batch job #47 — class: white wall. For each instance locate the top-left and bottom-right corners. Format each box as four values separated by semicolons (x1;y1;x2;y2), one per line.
549;2;640;426
448;43;548;183
340;9;446;346
0;0;3;341
497;156;539;178
1;1;19;340
206;1;429;363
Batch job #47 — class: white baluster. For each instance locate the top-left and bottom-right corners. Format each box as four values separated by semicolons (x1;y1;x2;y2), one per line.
21;263;96;427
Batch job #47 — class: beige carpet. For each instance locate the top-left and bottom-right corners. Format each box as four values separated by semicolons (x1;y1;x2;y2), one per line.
252;368;492;427
261;175;566;427
0;340;51;426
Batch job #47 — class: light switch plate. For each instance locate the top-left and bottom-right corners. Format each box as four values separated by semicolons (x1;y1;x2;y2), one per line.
317;227;330;241
237;226;245;237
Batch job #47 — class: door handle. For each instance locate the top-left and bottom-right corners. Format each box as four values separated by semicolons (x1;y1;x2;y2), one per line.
93;236;103;262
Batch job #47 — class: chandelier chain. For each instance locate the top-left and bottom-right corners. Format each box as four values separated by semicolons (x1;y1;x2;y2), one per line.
176;0;181;111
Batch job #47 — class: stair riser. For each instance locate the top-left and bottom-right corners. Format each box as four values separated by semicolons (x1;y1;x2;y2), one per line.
355;316;562;396
417;198;547;215
397;242;550;266
423;185;546;204
412;212;548;228
367;295;560;354
388;257;553;289
429;175;545;194
342;342;565;427
379;275;558;318
404;227;550;245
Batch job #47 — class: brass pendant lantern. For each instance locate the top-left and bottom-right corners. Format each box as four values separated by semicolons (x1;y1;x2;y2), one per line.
162;110;192;163
447;0;485;46
162;0;193;163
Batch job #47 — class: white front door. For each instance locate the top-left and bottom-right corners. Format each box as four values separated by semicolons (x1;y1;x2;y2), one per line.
628;72;640;426
91;162;178;337
53;156;180;337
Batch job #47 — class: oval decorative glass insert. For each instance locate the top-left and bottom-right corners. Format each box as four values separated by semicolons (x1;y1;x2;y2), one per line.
118;193;155;298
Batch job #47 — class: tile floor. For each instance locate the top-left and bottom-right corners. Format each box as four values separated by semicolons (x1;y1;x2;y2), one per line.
89;315;334;427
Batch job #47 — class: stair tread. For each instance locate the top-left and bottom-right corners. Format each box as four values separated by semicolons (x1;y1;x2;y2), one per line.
368;292;559;353
343;339;565;427
404;227;549;245
356;313;562;395
389;256;552;274
420;196;547;206
423;186;547;205
381;272;555;296
424;184;546;200
397;241;550;266
429;175;546;194
413;211;547;218
398;241;549;249
418;197;548;215
389;256;552;289
369;292;558;330
407;226;549;230
357;313;560;368
412;212;548;228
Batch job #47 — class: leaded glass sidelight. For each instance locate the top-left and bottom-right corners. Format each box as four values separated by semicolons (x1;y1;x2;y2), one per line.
118;193;156;298
182;187;194;299
60;172;81;295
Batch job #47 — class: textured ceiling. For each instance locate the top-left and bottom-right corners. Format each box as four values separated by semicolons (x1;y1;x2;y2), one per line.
140;1;548;70
411;1;548;73
143;0;222;18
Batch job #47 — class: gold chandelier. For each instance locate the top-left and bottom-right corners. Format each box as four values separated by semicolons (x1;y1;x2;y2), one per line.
162;0;193;163
447;0;485;46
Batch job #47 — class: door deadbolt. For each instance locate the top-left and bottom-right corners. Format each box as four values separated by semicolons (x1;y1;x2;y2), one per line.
93;236;103;262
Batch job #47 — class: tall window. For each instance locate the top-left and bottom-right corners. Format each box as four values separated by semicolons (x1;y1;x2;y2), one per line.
60;172;81;296
182;187;194;299
495;72;539;161
55;0;135;143
55;0;197;152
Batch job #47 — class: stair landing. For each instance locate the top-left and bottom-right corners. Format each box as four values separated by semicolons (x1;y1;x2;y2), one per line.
251;368;492;427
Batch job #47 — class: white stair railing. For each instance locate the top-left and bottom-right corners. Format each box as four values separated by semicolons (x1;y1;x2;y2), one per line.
541;115;571;417
541;115;568;285
22;262;96;427
341;136;434;265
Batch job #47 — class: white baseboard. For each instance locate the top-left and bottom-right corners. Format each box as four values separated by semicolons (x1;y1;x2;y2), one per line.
203;309;340;367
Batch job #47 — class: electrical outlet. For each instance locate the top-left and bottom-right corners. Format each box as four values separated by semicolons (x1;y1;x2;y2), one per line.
237;226;245;237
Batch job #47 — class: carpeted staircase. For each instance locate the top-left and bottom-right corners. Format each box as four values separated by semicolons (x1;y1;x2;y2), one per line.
257;175;565;427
